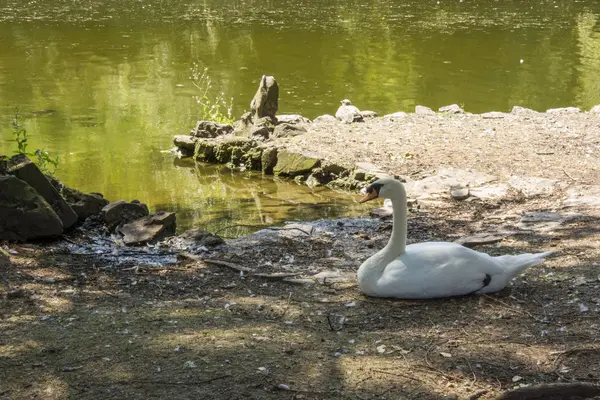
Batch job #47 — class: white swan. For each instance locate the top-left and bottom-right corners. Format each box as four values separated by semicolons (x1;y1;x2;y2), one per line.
357;178;552;299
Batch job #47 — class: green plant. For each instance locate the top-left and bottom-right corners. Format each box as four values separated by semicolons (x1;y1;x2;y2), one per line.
190;63;234;125
11;107;59;176
12;108;29;155
34;149;59;176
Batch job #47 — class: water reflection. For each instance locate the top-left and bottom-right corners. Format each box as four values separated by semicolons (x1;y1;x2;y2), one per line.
1;0;599;236
160;159;371;236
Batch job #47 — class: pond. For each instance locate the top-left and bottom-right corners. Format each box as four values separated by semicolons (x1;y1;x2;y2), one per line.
1;0;599;235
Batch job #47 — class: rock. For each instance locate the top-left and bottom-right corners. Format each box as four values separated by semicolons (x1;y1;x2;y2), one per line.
455;232;510;247
481;111;507;119
173;135;199;155
415;105;436;115
439;104;464;114
591;105;600;113
517;211;576;232
306;163;347;186
450;187;470;200
0;155;7;175
241;146;263;171
403;168;497;200
49;177;109;221
384;112;408;120
313;114;338;124
508;176;557;198
192;139;217;162
276;114;311;124
273;150;320;177
64;189;109;221
261;147;278;174
168;228;224;250
214;137;255;164
249;125;271;139
7;154;78;229
564;185;600;208
101;200;150;231
370;206;393;219
272;123;307;138
353;162;390;181
335;99;363;124
359;110;378;119
190;120;233;138
305;175;321;188
511;106;539;115
469;184;509;200
0;175;63;241
547;107;581;114
119;211;176;245
250;75;279;123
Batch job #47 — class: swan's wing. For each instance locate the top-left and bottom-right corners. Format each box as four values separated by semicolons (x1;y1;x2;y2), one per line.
377;242;504;299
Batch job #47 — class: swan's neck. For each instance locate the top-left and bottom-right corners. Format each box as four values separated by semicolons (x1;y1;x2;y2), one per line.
383;185;408;258
357;183;408;294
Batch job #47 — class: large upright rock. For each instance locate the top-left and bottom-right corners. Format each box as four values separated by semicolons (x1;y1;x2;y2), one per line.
7;154;78;229
250;75;279;123
0;175;64;241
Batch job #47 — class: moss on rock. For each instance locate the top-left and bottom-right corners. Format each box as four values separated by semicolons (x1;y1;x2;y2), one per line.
273;150;320;177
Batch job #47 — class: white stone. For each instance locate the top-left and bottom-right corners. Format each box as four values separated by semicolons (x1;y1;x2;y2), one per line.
508;176;557;198
546;107;581;114
415;105;436;115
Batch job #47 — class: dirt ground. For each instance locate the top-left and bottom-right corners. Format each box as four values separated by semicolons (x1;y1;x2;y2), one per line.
277;108;600;184
2;109;600;400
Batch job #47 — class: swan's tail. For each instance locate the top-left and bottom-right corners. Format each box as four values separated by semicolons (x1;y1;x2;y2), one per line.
495;251;554;277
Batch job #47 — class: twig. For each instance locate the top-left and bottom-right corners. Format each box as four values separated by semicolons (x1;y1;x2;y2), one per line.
468;390;488;400
212;224;312;236
279;292;292;320
101;290;120;298
61;235;79;245
371;369;422;383
466;359;477;384
180;252;301;280
86;375;232;386
562;168;577;181
482;294;534;318
203;258;251;273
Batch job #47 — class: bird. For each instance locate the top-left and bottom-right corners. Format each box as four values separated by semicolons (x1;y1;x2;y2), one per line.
335;99;363;124
357;178;553;299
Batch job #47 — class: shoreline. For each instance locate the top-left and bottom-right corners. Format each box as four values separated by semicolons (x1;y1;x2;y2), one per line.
174;104;600;194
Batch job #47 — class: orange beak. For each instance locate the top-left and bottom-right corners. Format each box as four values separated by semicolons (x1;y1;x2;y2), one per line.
358;190;378;203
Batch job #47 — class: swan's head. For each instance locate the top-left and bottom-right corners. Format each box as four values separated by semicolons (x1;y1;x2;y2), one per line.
359;178;402;203
340;99;352;106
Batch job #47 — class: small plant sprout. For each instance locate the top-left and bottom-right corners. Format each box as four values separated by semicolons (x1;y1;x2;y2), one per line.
190;63;234;125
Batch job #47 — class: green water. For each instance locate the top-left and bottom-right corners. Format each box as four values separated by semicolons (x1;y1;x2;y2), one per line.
1;0;600;234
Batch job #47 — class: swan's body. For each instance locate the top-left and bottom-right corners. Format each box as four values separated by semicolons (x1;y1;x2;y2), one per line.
357;178;552;299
